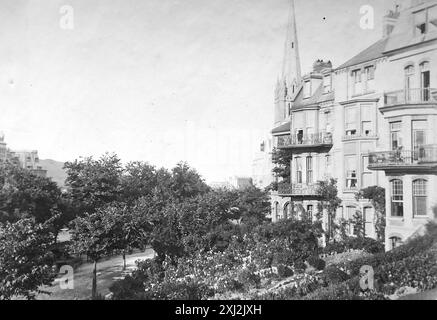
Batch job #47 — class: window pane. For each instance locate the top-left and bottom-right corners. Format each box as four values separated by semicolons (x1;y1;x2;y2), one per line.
414;197;427;216
345;107;358;130
429;6;437;31
392;179;403;195
413;179;427;196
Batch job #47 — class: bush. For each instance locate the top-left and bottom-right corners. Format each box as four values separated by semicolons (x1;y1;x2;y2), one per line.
321;266;349;285
302;278;361;300
323;237;384;255
306;256;326;271
110;275;147;300
277;264;294;278
237;267;261;290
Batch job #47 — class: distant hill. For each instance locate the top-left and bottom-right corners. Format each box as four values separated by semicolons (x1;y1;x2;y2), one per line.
40;159;67;187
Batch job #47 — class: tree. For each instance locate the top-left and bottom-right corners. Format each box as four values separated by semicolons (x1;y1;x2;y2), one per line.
64;153;123;215
316;179;342;243
271;148;293;183
233;186;270;226
121;161;157;205
69;207;120;298
0;218;56;300
168;162;210;200
0;164;61;223
111;203;150;270
355;186;386;242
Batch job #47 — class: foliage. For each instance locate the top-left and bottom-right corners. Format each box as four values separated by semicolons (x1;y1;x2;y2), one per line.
121;161;158;205
69;206;123;298
316;179;342;242
306;256;326;271
0;164;62;224
320;266;349;285
323;237;384;255
355;186;386;242
271;148;293;182
168;162;210;200
0;218;56;300
64;153;124;215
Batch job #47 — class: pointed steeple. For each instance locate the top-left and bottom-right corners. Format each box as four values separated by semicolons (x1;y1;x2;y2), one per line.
281;0;301;86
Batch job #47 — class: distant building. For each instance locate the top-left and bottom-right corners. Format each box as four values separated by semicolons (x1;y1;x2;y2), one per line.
9;150;47;177
252;138;274;189
0;133;7;163
210;176;254;190
0;133;47;177
228;176;253;190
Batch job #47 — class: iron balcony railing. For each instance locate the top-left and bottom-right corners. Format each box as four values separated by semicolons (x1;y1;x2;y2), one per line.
278;183;319;196
384;88;437;106
277;132;333;148
368;145;437;168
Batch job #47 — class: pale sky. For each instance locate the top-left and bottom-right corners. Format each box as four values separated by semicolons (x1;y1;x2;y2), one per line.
0;0;393;182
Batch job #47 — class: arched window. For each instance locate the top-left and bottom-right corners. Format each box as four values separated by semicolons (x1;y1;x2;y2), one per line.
420;61;430;101
274;202;280;221
405;65;414;101
391;179;404;217
295;157;303;183
284;202;291;220
413;179;427;216
389;236;402;250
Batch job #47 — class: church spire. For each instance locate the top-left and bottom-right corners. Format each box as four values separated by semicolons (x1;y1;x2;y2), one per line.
281;0;301;85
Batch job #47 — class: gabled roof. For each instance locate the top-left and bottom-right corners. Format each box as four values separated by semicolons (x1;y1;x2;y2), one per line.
271;121;291;135
336;38;389;70
292;83;324;110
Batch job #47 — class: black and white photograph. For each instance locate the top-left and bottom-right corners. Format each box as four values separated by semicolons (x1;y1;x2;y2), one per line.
0;0;437;307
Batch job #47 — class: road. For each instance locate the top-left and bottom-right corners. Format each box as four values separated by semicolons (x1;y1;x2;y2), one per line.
37;249;155;300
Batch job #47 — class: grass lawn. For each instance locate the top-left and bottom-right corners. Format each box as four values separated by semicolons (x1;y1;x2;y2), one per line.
36;249;155;300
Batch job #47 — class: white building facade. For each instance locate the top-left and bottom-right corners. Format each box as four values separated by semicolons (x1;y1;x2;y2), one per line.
271;0;437;250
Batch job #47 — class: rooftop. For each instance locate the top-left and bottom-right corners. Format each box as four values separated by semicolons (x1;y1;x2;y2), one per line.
336;38;389;70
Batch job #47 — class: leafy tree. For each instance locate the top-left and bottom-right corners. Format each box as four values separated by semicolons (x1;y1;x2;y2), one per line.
0;164;61;223
271;148;293;183
168;162;210;200
355;186;386;242
69;207;120;298
233;186;270;226
64;153;123;215
111;203;150;270
0;218;56;300
121;161;157;205
316;179;342;243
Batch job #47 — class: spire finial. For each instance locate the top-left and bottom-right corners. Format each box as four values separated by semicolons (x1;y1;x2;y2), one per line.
281;0;301;85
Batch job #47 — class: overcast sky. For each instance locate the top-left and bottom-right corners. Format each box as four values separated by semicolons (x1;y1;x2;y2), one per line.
0;0;393;182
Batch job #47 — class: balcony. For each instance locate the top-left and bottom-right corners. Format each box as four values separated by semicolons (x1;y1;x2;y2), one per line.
278;182;320;197
277;132;333;150
384;88;437;107
368;145;437;171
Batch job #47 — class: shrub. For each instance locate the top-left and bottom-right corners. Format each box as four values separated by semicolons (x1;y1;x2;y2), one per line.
302;278;360;300
277;264;294;278
323;237;384;255
306;256;326;271
110;275;147;300
237;267;261;290
321;266;349;285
